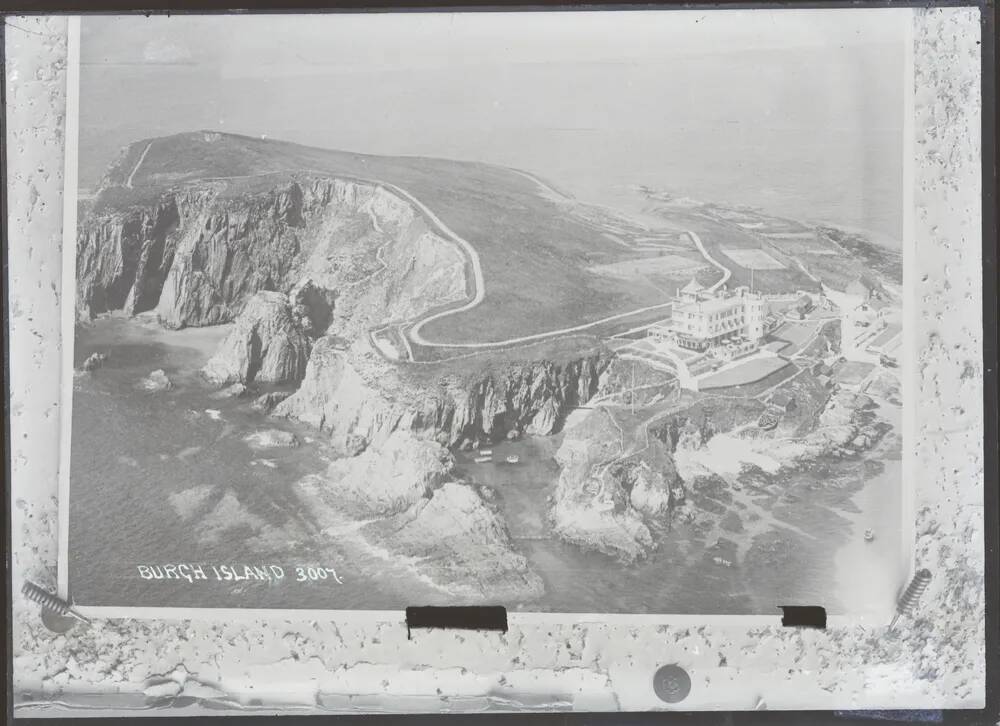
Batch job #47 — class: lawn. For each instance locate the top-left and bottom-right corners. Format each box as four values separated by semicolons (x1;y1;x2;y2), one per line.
662;210;821;295
767;320;823;356
698;356;793;391
401;334;610;388
833;361;875;387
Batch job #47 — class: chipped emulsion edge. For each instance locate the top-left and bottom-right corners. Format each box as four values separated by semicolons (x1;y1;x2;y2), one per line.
901;3;918;586
5;7;988;713
54;11;912;628
56;15;79;602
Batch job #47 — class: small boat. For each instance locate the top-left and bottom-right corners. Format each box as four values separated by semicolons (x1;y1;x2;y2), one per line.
505;455;520;464
864;528;875;542
474;455;493;464
478;449;493;456
711;556;733;567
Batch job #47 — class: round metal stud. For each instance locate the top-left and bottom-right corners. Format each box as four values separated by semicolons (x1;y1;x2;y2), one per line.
653;664;691;704
40;607;77;634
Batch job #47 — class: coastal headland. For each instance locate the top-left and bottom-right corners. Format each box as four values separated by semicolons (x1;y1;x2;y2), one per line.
71;131;905;612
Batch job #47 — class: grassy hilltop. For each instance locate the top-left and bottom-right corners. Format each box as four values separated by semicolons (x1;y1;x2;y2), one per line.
91;132;891;349
94;131;672;345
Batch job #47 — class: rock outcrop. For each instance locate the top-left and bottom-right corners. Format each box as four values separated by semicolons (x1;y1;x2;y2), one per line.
296;431;544;602
371;481;544;603
323;430;454;516
202;291;312;385
274;335;612;454
137;369;172;392
671;388;891;487
551;407;683;562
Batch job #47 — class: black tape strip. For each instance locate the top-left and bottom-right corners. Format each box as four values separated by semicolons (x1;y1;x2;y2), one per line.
779;605;827;628
405;606;508;637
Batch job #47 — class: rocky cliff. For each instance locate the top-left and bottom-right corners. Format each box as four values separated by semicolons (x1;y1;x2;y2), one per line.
76;198;181;321
202;291;312;385
551;407;684;562
273;335;613;454
77;176;467;335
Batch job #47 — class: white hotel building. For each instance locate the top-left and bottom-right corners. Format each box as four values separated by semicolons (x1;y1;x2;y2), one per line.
649;279;766;358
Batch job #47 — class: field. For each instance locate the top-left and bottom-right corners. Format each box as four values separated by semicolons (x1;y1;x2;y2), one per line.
658;210;820;295
719;248;786;270
588;254;705;279
778;229;902;292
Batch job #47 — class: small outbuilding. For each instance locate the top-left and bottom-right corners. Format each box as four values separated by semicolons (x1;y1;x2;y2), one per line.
768;391;797;412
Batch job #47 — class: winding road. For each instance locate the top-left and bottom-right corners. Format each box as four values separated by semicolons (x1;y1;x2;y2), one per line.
147;163;730;360
125;142;153;189
687;229;732;292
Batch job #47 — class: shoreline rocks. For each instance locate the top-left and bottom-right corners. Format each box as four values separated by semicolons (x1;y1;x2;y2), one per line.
368;481;545;603
137;369;172;392
324;430;454;516
80;352;107;372
551;407;683;563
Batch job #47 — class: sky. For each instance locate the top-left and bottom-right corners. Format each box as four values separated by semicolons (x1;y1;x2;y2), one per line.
78;10;910;240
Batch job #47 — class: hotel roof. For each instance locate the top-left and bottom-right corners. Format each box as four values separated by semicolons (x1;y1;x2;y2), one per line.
681;278;704;294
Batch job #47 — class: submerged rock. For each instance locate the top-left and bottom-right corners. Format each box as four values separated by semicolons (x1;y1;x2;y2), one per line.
202;291;312;385
250;390;292;414
167;485;214;521
243;428;299;449
137;369;172;392
80;352;107;372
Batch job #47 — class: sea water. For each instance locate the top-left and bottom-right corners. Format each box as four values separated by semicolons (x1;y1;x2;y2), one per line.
69;317;443;610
